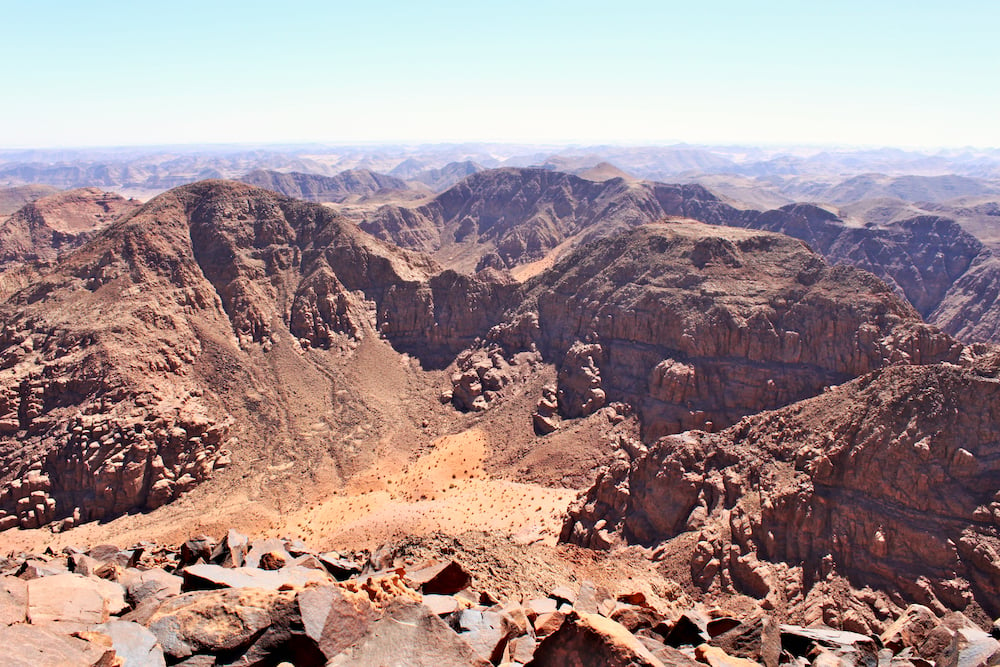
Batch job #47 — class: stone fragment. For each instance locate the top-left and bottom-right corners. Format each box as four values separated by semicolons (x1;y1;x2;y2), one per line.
181;563;329;591
534;611;567;637
145;588;292;661
124;568;183;605
405;560;471;595
179;536;215;566
696;643;762;667
423;593;461;616
258;550;287;571
318;553;361;580
710;614;781;667
780;624;879;665
298;583;379;659
451;608;520;663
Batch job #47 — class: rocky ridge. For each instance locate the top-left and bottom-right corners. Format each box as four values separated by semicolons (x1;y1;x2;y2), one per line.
450;221;962;440
563;355;1000;623
0;188;140;264
240;168;410;203
350;166;1000;343
0;180;515;530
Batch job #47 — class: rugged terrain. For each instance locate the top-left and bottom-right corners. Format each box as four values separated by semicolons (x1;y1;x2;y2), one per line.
565;355;1000;621
1;172;1000;664
449;221;959;441
0;188;139;264
345;166;1000;345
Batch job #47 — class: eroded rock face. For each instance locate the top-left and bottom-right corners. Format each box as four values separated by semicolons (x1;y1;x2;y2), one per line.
0;188;139;265
0;180;515;527
456;221;961;440
357;168;752;272
563;356;1000;616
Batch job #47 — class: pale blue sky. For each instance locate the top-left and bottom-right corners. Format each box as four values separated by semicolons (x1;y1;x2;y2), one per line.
2;1;997;148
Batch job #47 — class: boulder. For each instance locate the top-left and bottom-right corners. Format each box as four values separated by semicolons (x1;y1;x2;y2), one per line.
298;583;379;660
528;611;665;666
0;575;27;625
144;588;295;662
93;620;167;667
181;563;329;591
405;560;471;595
123;568;183;605
450;608;521;663
696;644;762;667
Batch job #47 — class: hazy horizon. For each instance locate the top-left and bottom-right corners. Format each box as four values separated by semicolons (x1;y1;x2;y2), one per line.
4;1;999;149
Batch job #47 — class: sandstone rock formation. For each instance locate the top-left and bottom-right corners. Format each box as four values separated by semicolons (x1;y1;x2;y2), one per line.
0;180;515;528
355;167;750;271
455;221;961;440
352;166;1000;345
0;187;139;264
563;354;1000;621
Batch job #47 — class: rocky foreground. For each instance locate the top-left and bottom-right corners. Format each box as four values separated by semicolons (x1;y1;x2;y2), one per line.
3;531;1000;666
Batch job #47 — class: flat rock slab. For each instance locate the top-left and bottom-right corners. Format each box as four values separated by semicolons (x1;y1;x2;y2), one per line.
124;568;183;605
327;599;490;666
182;563;329;590
422;593;460;616
27;572;126;624
0;623;116;666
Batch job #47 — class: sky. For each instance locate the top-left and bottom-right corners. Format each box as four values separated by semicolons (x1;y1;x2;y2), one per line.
2;0;998;149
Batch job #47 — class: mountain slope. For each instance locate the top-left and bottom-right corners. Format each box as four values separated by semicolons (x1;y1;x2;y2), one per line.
356;167;751;272
0;187;140;264
0;180;515;530
450;221;960;440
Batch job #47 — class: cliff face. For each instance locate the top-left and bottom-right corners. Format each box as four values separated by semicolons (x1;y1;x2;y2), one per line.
455;221;961;440
750;206;985;321
563;356;1000;616
0;180;515;529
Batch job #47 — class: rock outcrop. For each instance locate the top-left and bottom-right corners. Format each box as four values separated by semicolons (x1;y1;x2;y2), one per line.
356;167;750;271
455;221;961;440
5;531;996;666
563;355;1000;618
